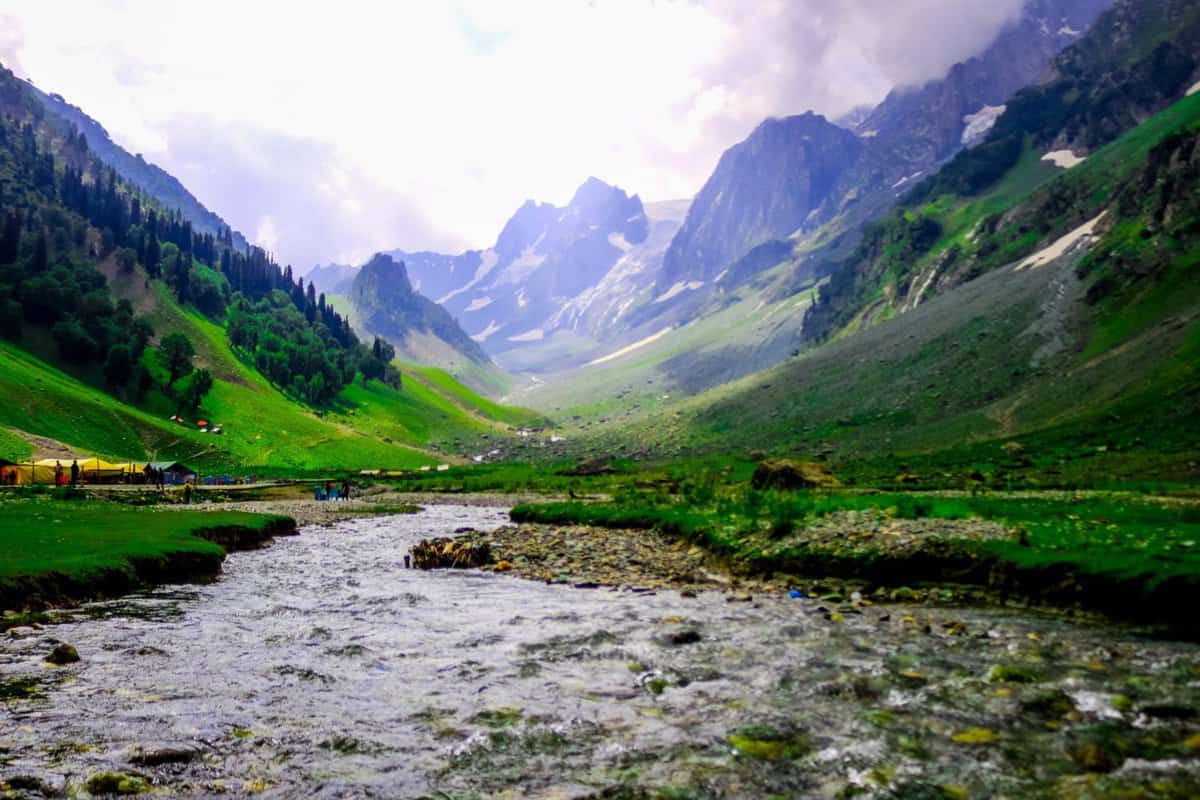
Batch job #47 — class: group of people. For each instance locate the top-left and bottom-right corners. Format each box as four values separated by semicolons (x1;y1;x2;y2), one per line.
315;478;352;502
53;460;80;487
0;467;17;485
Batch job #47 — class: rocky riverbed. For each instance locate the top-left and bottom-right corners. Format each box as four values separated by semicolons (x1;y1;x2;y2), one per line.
2;505;1199;798
453;509;1024;606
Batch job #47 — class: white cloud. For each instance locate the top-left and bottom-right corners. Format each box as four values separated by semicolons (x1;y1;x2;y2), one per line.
1;0;1027;268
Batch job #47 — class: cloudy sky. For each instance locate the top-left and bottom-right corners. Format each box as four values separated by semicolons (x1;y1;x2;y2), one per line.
1;1;1025;269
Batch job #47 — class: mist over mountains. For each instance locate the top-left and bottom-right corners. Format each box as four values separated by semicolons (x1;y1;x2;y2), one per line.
308;0;1112;383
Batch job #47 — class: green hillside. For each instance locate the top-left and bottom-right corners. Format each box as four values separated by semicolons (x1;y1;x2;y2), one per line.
0;322;521;475
554;89;1200;486
0;58;537;475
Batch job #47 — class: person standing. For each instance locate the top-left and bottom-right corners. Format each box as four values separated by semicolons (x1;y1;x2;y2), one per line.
69;460;79;486
341;478;350;501
54;461;63;486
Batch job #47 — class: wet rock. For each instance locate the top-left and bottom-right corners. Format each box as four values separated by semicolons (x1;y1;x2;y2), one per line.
470;707;523;728
319;735;385;755
664;629;702;646
46;643;80;665
950;727;998;745
129;746;201;766
727;723;810;760
2;775;57;795
85;771;150;795
1021;690;1077;719
1069;741;1119;772
410;537;492;569
987;664;1043;684
1138;703;1196;720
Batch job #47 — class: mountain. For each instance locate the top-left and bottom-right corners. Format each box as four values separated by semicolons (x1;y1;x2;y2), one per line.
657;113;861;291
26;84;249;250
568;82;1200;484
659;0;1112;293
348;253;490;369
0;60;538;472
380;177;654;355
304;262;356;296
805;0;1200;344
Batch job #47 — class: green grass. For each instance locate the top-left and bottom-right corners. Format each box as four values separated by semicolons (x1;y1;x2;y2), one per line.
0;269;538;474
966;495;1200;586
398;362;544;427
509;481;1200;621
511;490;976;558
0;497;285;587
0;425;32;462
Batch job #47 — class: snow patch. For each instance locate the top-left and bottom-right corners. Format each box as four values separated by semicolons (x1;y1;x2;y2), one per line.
508;328;545;342
654;280;705;304
464;296;492;312
1042;150;1086;169
1188;80;1200;97
608;232;633;252
472;320;501;342
516;287;528;308
1016;211;1107;271
1058;24;1080;36
891;171;924;190
962;105;1006;145
713;269;728;283
859;129;878;138
587;327;674;366
438;249;499;305
908;267;940;310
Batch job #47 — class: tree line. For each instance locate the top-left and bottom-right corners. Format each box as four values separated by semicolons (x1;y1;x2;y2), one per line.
0;63;395;411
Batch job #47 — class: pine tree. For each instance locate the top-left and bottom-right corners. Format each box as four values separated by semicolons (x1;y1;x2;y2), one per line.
0;212;20;264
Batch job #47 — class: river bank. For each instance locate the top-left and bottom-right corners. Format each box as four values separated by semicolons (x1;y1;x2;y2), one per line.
0;500;297;618
487;493;1200;636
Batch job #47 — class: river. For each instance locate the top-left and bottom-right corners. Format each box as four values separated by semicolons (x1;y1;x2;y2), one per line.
2;505;1198;798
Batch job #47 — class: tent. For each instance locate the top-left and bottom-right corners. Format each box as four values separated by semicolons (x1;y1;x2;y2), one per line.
35;457;128;484
145;461;197;485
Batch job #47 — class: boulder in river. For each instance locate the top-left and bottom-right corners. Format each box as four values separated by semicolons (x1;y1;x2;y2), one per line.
410;537;492;569
46;643;80;665
750;459;839;490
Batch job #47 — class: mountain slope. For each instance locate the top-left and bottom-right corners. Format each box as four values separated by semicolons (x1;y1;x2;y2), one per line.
560;56;1200;484
423;177;651;353
0;61;538;472
28;84;249;249
658;0;1112;296
658;112;862;290
806;0;1200;343
504;0;1113;400
349;253;490;369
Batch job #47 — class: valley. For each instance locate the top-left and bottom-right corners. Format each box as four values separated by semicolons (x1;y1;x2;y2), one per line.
2;0;1200;797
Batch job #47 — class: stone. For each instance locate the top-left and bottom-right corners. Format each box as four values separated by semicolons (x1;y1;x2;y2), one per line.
85;772;150;795
750;459;839;490
46;643;80;665
667;630;702;646
410;537;491;569
129;746;200;766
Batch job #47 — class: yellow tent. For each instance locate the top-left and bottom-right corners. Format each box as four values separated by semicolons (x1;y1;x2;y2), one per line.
10;463;56;484
34;457;128;483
